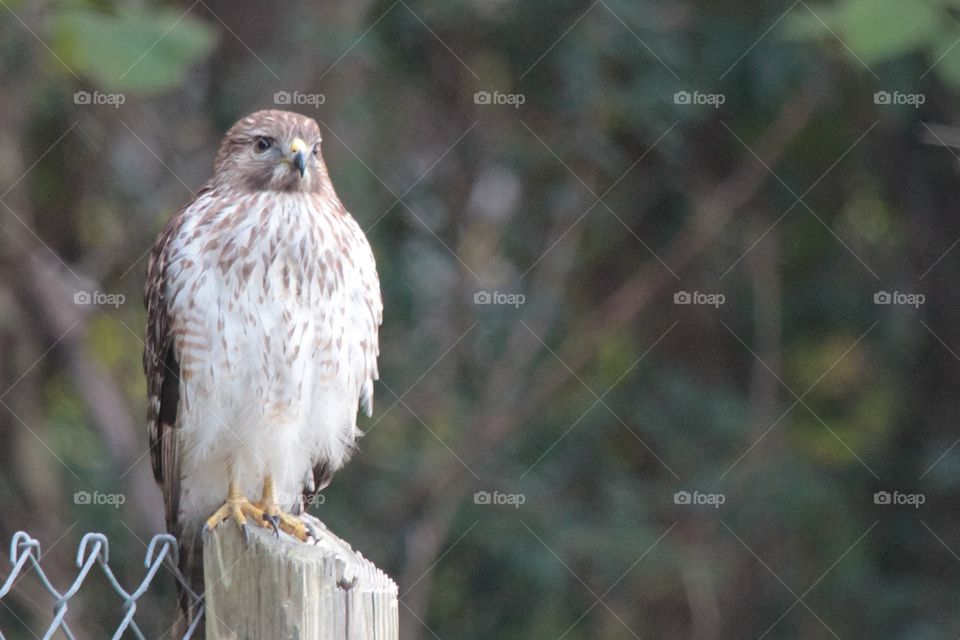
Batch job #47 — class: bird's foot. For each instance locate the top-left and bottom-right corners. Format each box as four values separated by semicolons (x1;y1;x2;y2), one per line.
252;473;316;542
203;492;269;543
253;495;313;542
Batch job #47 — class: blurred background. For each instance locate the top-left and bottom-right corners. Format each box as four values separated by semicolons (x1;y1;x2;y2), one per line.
2;0;960;638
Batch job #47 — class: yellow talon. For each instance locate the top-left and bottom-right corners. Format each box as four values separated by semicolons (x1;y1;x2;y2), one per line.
203;473;313;542
252;474;313;542
204;478;268;539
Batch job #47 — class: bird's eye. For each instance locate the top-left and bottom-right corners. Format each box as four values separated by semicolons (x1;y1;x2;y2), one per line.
312;143;320;157
253;136;273;153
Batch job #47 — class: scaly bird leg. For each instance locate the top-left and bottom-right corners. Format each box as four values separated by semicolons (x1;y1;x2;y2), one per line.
203;477;270;542
254;474;313;542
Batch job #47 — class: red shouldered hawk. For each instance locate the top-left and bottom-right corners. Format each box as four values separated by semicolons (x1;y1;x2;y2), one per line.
144;110;382;631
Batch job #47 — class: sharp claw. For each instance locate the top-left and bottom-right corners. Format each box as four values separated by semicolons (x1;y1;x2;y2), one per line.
264;513;280;537
240;522;250;544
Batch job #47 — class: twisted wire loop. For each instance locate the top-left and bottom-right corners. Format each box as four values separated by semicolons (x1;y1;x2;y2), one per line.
0;531;204;640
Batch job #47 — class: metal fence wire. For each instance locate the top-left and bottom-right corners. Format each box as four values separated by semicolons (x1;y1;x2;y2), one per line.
0;531;203;640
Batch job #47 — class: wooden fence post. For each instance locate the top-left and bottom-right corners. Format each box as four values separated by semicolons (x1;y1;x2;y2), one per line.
203;514;398;639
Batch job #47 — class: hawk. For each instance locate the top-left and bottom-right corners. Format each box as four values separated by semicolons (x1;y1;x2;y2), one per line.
143;110;382;630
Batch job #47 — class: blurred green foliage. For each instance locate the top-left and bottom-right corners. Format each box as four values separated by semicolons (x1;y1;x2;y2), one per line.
51;2;216;93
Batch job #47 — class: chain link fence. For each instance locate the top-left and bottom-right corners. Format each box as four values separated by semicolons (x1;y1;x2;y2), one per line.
0;531;202;640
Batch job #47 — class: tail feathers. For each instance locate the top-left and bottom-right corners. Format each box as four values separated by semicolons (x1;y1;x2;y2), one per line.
173;525;205;639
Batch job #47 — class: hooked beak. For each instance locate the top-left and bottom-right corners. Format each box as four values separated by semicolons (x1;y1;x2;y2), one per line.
290;137;307;177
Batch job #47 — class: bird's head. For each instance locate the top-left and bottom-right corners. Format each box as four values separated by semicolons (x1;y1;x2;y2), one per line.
211;110;328;193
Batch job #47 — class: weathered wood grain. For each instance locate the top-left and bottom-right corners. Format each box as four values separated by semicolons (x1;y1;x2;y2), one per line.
203;514;398;639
